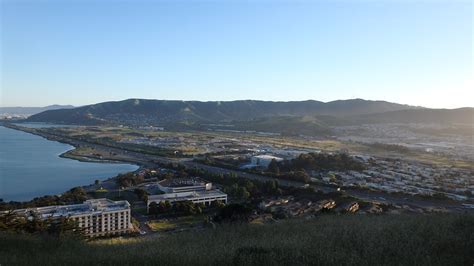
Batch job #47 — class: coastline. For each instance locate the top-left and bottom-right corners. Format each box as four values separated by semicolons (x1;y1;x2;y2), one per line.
0;123;142;203
59;147;141;165
2;122;144;167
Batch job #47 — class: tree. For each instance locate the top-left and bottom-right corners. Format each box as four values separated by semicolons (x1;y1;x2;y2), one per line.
264;180;278;194
267;159;280;175
290;170;310;183
210;200;225;209
158;202;167;213
164;200;172;211
195;206;202;214
134;188;149;202
244;180;257;195
148;202;159;215
94;180;100;186
238;187;250;200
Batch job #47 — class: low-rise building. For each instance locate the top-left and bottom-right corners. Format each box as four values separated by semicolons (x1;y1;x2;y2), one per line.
11;198;131;237
147;190;227;209
156;178;212;193
246;155;284;168
147;178;227;212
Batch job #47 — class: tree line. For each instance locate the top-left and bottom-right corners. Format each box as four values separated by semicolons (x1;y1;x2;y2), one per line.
0;187;89;211
265;152;366;183
148;200;225;216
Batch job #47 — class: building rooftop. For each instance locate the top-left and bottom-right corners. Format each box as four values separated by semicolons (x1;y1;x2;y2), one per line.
158;177;206;188
148;189;227;203
252;155;284;160
12;199;130;219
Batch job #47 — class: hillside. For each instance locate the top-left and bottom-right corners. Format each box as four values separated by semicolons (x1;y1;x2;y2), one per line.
26;99;473;135
1;214;473;266
355;108;474;125
0;105;74;117
26;98;417;126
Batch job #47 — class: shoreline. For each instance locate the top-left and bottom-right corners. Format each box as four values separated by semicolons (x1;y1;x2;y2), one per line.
2;123;144;167
59;147;143;165
0;123;142;203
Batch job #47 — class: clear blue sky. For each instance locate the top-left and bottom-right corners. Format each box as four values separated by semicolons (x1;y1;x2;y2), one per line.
1;0;472;108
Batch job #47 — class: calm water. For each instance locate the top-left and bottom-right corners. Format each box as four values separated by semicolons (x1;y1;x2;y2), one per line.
0;126;138;201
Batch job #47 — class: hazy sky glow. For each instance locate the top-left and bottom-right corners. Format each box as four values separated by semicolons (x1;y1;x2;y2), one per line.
1;0;472;108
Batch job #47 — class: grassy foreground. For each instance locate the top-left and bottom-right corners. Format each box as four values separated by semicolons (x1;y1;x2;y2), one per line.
1;214;473;266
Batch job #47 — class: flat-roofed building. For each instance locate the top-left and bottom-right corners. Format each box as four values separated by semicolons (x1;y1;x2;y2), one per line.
11;199;131;237
147;178;227;212
157;178;212;193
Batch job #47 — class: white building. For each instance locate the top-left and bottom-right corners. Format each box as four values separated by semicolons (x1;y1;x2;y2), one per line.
147;178;227;212
11;199;131;237
250;155;284;168
156;178;212;193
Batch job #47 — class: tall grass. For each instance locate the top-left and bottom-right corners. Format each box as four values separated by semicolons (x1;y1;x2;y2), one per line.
1;214;473;266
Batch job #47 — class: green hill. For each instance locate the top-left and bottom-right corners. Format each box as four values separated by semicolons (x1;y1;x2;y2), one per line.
1;214;473;266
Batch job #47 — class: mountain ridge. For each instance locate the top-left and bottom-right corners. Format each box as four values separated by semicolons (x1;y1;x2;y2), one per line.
25;99;472;134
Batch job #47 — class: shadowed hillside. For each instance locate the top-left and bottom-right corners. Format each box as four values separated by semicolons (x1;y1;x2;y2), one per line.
25;99;473;135
355;108;474;125
1;214;473;266
27;98;418;126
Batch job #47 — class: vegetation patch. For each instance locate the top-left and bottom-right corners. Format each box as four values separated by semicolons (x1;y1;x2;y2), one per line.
1;214;473;265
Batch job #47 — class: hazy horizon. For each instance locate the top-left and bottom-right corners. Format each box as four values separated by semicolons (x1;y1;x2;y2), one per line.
1;0;472;108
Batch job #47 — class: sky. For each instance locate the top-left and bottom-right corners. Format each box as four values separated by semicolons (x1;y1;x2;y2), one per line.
0;0;472;108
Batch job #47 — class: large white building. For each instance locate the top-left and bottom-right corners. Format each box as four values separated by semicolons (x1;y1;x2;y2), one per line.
250;155;284;168
11;198;132;237
147;178;227;212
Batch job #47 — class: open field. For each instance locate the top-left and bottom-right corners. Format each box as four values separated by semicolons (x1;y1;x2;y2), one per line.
51;126;474;170
1;214;473;266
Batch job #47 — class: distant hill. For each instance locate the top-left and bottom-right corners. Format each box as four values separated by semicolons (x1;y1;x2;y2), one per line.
26;98;418;128
26;99;473;135
355;108;474;125
0;105;75;117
